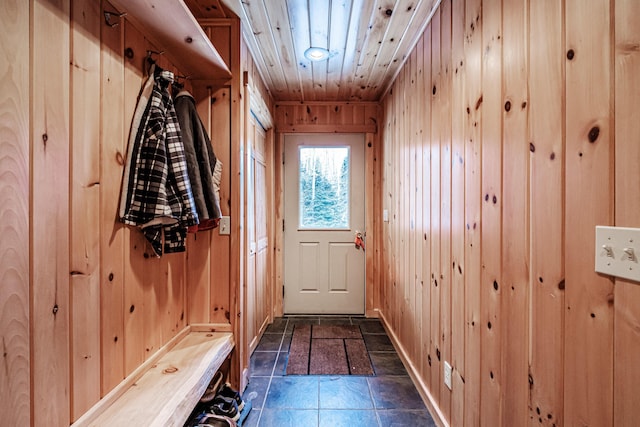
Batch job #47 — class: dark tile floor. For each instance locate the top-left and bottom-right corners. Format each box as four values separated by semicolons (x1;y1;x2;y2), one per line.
241;316;436;427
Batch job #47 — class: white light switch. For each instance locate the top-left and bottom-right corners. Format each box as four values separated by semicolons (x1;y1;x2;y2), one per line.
595;226;640;282
219;216;231;235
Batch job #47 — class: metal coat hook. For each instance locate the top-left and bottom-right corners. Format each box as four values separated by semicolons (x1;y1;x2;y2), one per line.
104;10;126;28
146;50;165;64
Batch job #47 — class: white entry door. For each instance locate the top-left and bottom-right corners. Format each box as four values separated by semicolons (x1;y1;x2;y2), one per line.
283;133;365;314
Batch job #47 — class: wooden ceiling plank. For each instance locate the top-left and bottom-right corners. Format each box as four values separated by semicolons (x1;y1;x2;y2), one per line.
308;0;331;100
361;0;430;98
240;0;291;98
266;0;305;101
338;0;382;100
376;0;442;99
287;0;314;101
352;0;398;100
326;0;353;100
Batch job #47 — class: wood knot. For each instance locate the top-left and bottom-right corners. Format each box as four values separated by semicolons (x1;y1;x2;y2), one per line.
52;304;59;315
163;366;178;374
504;100;512;112
124;47;134;59
588;126;600;143
385;8;393;16
116;151;125;166
530;143;535;152
567;49;575;60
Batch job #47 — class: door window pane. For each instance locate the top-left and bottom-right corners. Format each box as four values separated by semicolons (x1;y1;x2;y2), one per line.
299;146;350;229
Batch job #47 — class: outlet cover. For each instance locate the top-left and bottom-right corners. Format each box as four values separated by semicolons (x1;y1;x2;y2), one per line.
444;361;452;390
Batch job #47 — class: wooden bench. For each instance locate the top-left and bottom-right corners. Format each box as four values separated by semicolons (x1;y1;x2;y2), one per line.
72;326;234;427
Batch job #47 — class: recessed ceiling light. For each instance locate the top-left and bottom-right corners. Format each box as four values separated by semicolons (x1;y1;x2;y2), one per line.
304;47;330;61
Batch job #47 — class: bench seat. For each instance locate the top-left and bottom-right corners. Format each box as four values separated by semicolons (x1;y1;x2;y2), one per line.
72;328;234;427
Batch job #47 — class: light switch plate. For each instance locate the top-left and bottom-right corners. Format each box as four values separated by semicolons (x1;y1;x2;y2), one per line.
444;361;452;390
219;216;231;235
595;226;640;282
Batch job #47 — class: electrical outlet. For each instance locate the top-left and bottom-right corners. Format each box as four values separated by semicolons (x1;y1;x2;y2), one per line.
444;361;452;390
219;216;231;235
595;226;640;282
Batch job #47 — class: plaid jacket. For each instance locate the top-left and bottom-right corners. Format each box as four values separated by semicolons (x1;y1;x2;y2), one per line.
119;65;198;256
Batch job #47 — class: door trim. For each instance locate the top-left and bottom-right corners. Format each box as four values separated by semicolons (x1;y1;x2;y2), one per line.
273;131;381;318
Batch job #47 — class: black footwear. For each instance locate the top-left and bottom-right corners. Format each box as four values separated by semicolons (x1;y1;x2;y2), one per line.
216;383;245;411
197;413;237;427
200;371;224;403
208;395;240;422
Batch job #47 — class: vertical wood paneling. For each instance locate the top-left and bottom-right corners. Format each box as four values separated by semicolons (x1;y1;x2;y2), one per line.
463;0;482;424
614;1;640;426
479;0;502;424
528;0;564;425
0;0;30;424
429;10;442;398
414;34;425;377
500;0;530;424
366;129;378;317
186;91;213;324
32;1;71;425
564;0;614;425
100;0;126;395
420;26;432;382
211;87;232;324
449;0;466;424
407;52;417;359
438;1;453;418
122;22;148;376
70;0;102;419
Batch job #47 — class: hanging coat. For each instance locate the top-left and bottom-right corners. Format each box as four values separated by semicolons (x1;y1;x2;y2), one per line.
174;90;222;231
119;65;198;256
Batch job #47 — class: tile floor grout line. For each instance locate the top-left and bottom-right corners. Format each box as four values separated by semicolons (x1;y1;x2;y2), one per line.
253;317;289;427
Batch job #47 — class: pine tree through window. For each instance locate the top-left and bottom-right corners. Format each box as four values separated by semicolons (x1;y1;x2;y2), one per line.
298;146;350;229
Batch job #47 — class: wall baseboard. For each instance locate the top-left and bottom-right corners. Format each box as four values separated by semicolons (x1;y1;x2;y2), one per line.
378;311;450;427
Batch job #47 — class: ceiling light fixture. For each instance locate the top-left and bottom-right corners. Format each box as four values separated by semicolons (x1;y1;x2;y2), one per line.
304;47;330;61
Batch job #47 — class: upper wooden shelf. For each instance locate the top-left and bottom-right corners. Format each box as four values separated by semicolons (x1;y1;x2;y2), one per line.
110;0;231;83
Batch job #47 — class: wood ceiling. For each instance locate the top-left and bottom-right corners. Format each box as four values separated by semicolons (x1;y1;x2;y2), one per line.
186;0;442;102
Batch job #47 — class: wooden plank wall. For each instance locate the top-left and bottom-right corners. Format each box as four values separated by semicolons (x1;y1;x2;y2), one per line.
0;1;236;424
380;0;640;425
0;1;30;426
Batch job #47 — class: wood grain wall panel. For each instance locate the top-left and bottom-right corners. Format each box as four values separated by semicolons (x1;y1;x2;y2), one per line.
413;35;425;375
0;0;30;424
274;102;378;133
614;1;640;426
420;26;433;389
211;87;232;324
479;0;502;424
438;1;453;418
463;0;482;424
186;92;213;324
99;0;126;395
528;1;565;425
31;0;71;425
564;0;614;425
122;22;148;376
429;10;442;400
449;1;466;424
70;0;102;419
500;1;530;425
